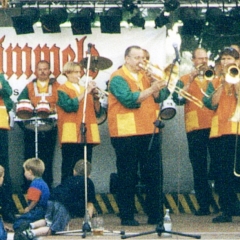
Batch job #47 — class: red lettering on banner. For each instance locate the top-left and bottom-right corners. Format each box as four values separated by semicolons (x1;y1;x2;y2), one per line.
23;44;33;79
0;36;5;73
13;44;23;78
62;45;76;67
5;44;14;78
0;35;100;80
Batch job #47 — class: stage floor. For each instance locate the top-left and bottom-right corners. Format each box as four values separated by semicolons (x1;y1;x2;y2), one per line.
6;213;240;239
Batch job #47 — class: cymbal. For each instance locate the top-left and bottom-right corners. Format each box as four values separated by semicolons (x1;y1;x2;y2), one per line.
80;56;113;71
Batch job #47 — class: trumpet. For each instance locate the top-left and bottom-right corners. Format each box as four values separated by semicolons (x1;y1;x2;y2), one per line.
95;87;109;97
197;64;215;81
139;61;204;108
225;64;240;84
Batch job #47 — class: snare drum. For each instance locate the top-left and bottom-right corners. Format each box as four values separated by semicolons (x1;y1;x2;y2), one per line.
16;100;34;119
160;99;176;120
36;100;51;119
24;115;57;132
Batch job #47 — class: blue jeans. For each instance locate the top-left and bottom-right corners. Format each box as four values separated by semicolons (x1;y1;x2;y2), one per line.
0;219;7;240
13;207;46;231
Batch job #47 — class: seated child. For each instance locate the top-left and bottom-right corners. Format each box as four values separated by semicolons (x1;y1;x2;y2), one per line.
14;159;96;240
0;165;11;240
13;158;50;232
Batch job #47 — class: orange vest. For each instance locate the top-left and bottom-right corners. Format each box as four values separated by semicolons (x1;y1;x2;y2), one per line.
108;68;160;137
181;74;214;133
27;78;60;113
0;97;10;130
57;82;100;144
210;78;239;138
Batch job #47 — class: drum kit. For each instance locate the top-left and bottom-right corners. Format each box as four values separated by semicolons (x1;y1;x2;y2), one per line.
15;99;57;132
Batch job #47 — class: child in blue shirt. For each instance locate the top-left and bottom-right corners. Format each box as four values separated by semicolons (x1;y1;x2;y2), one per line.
13;158;50;232
14;160;95;240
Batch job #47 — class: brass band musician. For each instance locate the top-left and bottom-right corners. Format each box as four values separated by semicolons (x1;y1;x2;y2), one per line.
108;46;170;226
17;60;60;190
172;48;216;216
0;73;16;223
203;47;240;223
56;62;102;183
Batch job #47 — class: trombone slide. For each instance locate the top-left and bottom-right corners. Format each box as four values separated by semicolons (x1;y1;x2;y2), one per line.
175;86;204;108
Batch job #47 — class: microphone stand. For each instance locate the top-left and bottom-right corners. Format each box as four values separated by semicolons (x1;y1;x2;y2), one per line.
56;44;93;238
56;44;124;238
81;44;93;238
127;54;201;240
148;56;178;151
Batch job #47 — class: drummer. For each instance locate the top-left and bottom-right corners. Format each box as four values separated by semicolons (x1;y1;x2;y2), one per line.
17;60;60;190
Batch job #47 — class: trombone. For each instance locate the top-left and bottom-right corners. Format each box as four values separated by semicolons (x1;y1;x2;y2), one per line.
139;60;204;108
174;86;204;108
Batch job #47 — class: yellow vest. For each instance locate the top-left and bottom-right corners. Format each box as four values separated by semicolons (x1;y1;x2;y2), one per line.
108;67;160;137
0;98;10;130
210;78;240;137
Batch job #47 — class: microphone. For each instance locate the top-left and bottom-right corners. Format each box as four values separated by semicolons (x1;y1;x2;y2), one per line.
87;43;92;54
172;43;180;64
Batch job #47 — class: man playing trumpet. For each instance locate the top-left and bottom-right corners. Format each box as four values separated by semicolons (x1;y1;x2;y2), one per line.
57;62;103;182
172;48;217;216
203;47;240;223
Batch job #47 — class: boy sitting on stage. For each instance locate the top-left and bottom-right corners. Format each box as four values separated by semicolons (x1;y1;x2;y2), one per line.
13;158;50;232
14;160;96;240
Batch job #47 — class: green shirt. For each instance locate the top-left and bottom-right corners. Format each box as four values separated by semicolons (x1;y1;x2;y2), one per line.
109;76;170;108
0;74;13;112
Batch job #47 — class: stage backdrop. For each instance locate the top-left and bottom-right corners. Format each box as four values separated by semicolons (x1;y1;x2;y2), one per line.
0;25;193;193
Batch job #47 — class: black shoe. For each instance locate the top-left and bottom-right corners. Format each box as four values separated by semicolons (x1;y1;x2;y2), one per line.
121;219;140;226
212;214;232;223
2;212;16;223
14;232;30;240
194;209;211;216
147;218;161;225
15;222;30;233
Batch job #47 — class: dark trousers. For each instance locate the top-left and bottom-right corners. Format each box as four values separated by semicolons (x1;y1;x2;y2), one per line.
61;143;93;183
211;135;239;215
0;130;12;187
111;134;164;221
0;130;16;215
187;129;216;210
23;128;57;188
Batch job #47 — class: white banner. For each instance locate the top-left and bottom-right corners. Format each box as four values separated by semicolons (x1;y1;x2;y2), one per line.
0;26;173;102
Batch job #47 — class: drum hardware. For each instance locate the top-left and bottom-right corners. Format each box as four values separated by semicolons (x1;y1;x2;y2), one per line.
80;55;111;126
80;56;113;71
160;98;176;120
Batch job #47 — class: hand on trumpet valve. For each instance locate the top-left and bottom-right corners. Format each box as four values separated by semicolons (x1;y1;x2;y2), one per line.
189;69;199;82
92;88;100;101
87;81;97;93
